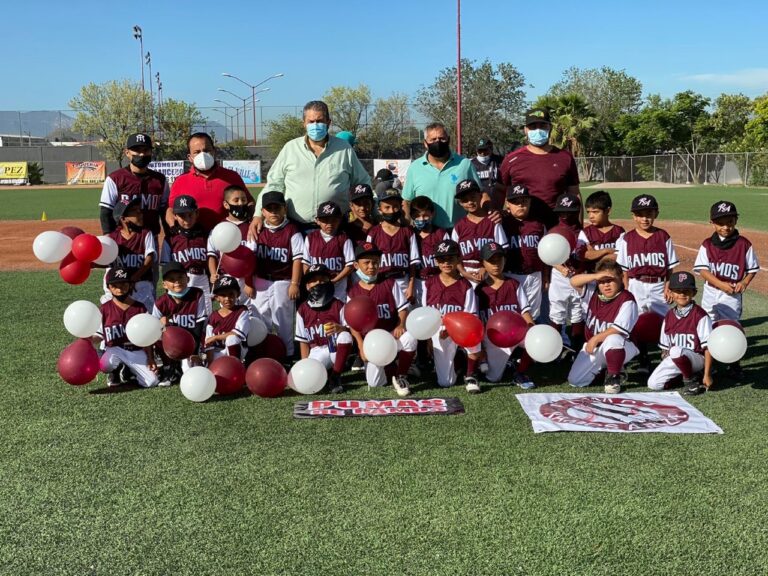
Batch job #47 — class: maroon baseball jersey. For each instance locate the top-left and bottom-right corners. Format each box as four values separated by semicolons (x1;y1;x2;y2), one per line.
255;221;303;281
98;299;148;350
366;225;418;277
659;303;711;355
555;216;587;271
502;216;546;274
295;299;345;348
579;224;625;272
451;216;506;268
302;229;353;273
476;278;530;322
100;167;167;234
206;220;255;278
584;287;638;341
422;275;477;316
616;229;679;279
416;227;449;280
343;219;373;247
207;305;249;349
694;236;759;283
108;228;156;281
347;278;405;332
166;226;208;275
152;288;207;330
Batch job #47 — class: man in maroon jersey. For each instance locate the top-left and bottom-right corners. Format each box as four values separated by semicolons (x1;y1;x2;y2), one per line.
499;109;581;228
301;201;355;301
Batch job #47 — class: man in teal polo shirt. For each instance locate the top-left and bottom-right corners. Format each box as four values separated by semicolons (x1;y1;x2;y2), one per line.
402;122;483;229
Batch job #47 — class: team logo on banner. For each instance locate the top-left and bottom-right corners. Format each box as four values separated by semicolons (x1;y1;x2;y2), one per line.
539;396;689;431
294;398;464;418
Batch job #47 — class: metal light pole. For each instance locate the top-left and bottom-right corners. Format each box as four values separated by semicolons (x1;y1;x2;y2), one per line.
132;26;144;91
456;0;462;154
146;52;154;133
155;72;162;140
214;98;241;139
213;109;236;143
217;89;249;142
222;72;284;145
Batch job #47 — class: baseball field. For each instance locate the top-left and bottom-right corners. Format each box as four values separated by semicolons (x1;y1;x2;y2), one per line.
0;184;766;575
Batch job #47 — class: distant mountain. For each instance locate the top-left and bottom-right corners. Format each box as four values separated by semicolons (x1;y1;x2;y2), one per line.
0;110;74;139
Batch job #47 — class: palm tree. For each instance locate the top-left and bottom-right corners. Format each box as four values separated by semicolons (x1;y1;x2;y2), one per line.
533;93;598;157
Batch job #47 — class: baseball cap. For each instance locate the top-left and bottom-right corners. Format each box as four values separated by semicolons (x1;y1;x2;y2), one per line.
480;242;506;261
434;239;461;258
350;183;374;202
161;261;187;279
212;275;240;294
316;201;342;219
260;191;286;208
106;267;132;285
354;242;382;260
525;108;551;126
375;168;395;182
455;179;481;198
113;196;141;220
375;183;401;202
126;133;152;149
172;195;198;214
710;200;738;220
506;183;530;199
669;271;697;292
630;194;659;212
303;263;332;284
553;193;581;213
476;138;492;150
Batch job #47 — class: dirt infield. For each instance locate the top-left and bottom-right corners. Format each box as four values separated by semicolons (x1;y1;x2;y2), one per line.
3;217;767;296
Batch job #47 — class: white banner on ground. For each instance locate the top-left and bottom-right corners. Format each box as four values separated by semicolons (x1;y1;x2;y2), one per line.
516;392;723;434
149;161;185;185
373;159;411;186
222;160;261;184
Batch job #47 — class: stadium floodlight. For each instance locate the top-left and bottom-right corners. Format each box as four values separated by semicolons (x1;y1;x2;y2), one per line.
221;72;284;144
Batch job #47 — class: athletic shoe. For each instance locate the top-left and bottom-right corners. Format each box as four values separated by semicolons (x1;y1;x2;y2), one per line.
407;363;421;378
512;372;535;390
118;364;136;385
328;373;345;394
107;365;124;387
559;346;576;364
158;365;174;387
392;375;411;397
604;373;622;394
682;377;705;396
351;355;365;372
464;376;481;394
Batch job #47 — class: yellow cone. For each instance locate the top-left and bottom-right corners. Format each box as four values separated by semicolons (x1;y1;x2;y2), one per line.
41;211;48;221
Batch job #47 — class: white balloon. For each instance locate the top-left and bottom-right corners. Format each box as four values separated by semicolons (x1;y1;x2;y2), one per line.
93;236;119;266
63;300;102;338
537;233;571;266
210;221;241;254
32;231;72;263
363;329;398;367
524;324;563;363
288;358;327;395
246;316;268;346
125;313;163;347
708;325;747;363
405;306;442;340
180;366;216;402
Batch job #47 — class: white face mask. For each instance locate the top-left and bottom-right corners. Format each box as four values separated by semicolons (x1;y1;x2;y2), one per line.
193;151;215;171
476;154;491;164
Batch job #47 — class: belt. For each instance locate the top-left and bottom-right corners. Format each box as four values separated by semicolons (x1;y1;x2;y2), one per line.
384;269;407;280
634;275;664;283
188;267;205;276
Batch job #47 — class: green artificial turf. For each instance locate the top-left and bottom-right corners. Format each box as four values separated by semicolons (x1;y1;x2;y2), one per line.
0;270;766;575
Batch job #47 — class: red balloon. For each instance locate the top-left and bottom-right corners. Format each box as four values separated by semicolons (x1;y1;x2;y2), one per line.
630;312;664;345
59;252;92;285
713;319;745;333
443;312;484;348
221;245;255;278
71;233;103;262
57;338;100;385
245;334;287;364
246;358;287;398
549;224;577;251
60;226;86;240
210;356;246;395
343;296;378;333
486;311;529;348
161;326;196;360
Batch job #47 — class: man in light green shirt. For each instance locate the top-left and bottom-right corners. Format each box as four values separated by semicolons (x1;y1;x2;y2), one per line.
253;101;371;227
402;122;482;229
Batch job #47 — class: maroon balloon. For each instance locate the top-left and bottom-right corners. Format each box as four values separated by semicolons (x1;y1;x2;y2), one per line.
71;233;103;262
443;312;484;348
549;225;577;251
60;226;86;240
486;311;529;348
57;338;100;385
713;319;745;333
210;356;246;395
220;245;256;278
245;334;287;364
59;252;92;285
630;312;664;345
343;296;378;333
161;326;196;360
246;358;287;398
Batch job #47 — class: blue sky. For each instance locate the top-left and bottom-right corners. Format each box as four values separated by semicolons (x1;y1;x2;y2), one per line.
5;0;768;115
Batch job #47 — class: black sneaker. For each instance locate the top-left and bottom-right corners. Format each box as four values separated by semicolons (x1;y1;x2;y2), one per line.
351;355;365;372
604;373;622;394
328;373;344;394
682;377;705;396
107;365;124;387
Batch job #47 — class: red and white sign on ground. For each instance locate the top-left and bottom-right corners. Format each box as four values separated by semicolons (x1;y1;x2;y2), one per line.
516;392;723;434
294;398;464;419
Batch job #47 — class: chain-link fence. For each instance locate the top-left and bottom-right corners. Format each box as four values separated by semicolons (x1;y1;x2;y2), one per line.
576;153;768;186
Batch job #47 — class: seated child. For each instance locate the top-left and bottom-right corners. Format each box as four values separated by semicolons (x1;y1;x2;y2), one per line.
302;201;354;302
205;275;250;362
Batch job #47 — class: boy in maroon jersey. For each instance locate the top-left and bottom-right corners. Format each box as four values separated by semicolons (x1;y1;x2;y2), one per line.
476;242;536;388
579;191;624;271
302;201;354;301
344;184;377;246
366;187;419;302
252;191;304;357
151;262;208;386
502;184;547;320
95;267;159;388
410;195;449;304
568;260;639;393
451;179;508;284
421;239;483;393
105;197;157;310
347;242;417;397
161;195;212;313
295;264;354;394
648;271;713;395
205;275;250;361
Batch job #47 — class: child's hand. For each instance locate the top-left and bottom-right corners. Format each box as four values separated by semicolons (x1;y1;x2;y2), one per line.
664;286;673;303
210;272;218;285
243;285;256;299
204;335;218;346
148;360;158;374
719;280;735;295
703;373;713;390
288;283;300;300
392;326;405;340
585;336;600;355
734;281;748;294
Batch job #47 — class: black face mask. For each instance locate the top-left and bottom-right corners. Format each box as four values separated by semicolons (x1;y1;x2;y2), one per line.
307;281;335;309
227;204;250;221
130;155;152;169
427;140;450;158
112;292;132;302
126;222;143;233
380;211;401;224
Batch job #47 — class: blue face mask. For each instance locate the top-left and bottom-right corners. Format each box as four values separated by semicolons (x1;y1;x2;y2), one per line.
413;218;431;231
528;128;550;146
168;287;190;298
355;269;377;283
307;122;328;142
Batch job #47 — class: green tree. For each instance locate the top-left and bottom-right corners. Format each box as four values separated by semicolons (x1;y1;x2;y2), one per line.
69;80;152;165
708;93;752;149
323;84;372;134
156;98;205;158
533;93;598;157
265;114;305;156
357;93;415;158
416;59;527;154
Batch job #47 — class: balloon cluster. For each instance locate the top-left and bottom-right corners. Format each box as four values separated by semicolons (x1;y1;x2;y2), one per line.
33;226;119;285
211;222;254;276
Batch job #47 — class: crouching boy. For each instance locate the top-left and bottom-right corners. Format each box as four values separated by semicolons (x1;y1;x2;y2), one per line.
205;275;250;361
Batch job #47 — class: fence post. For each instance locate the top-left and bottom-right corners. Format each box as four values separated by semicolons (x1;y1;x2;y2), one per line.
602;156;606;182
704;154;708;184
630;157;634;182
745;152;750;187
670;156;673;183
724;155;728;185
653;155;657;181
